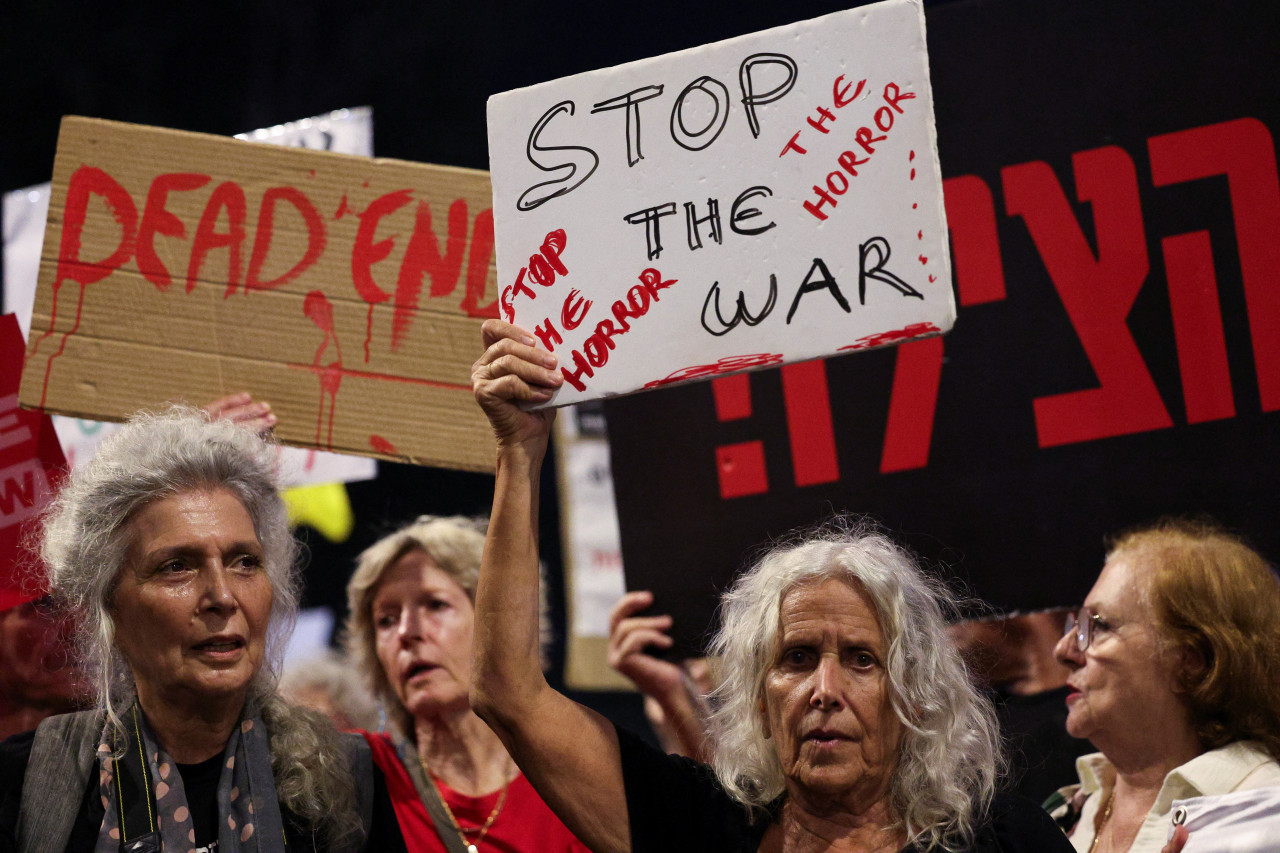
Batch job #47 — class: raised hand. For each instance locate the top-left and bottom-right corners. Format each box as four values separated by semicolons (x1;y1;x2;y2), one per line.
202;392;276;435
472;319;563;453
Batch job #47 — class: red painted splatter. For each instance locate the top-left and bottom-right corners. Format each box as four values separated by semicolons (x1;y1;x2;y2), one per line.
334;195;350;220
837;322;942;352
303;290;343;449
918;255;929;265
917;230;923;240
308;170;316;178
369;435;398;454
929;275;938;283
643;353;784;389
910;169;916;180
912;203;918;210
909;150;916;161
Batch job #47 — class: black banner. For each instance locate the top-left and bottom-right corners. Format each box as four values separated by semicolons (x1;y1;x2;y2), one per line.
605;0;1280;655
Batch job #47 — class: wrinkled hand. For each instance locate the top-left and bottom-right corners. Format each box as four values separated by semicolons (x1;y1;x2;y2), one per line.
607;591;686;701
472;320;562;453
1161;826;1188;853
203;392;276;436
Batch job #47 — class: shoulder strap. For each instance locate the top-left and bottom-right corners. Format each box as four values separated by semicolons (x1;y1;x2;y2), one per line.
338;731;376;853
390;731;470;853
17;710;105;853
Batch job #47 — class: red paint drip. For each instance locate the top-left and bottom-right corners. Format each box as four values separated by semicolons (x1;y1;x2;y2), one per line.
909;150;916;161
643;353;783;389
837;322;942;352
369;435;398;454
910;168;916;180
303;290;344;449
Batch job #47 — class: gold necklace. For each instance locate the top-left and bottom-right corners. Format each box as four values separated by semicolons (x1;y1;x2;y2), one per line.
417;755;510;853
1088;792;1114;853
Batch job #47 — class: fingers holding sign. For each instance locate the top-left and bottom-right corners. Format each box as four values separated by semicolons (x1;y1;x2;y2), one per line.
202;392;277;436
472;319;563;452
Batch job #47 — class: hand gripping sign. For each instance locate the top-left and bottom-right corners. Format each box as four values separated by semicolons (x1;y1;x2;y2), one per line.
486;0;953;405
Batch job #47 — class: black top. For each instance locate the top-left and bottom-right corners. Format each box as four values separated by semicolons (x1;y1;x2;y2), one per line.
0;728;408;853
615;725;1076;853
177;752;224;849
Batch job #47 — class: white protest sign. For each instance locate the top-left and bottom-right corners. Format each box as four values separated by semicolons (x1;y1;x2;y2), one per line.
487;0;952;405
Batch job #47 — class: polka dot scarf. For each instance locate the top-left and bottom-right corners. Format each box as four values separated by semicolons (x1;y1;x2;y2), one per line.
94;702;285;852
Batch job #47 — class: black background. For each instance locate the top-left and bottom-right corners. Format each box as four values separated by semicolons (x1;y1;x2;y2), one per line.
606;0;1280;654
2;0;1276;689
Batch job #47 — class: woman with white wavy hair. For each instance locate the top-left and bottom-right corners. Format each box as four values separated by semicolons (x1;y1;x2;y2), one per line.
468;319;1074;853
0;406;405;853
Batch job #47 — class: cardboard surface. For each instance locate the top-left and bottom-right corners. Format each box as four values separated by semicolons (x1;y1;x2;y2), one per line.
19;116;500;471
5;109;379;487
487;0;952;405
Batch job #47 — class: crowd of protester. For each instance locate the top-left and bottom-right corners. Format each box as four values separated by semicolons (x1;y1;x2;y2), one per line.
0;320;1276;852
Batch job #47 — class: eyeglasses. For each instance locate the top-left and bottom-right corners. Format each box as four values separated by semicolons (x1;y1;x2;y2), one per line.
1063;607;1109;652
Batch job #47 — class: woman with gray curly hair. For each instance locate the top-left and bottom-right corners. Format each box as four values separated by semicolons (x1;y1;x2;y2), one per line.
0;406;405;853
468;319;1074;853
344;515;586;853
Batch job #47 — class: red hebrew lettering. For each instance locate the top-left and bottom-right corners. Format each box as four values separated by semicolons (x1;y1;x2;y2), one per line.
136;173;211;291
712;374;752;421
38;165;139;406
245;186;326;292
716;441;768;499
461;209;499;319
880;337;944;473
392;199;468;349
942;175;1006;305
1162;232;1234;423
780;361;839;487
1003;147;1172;448
187;181;248;295
1149;118;1280;412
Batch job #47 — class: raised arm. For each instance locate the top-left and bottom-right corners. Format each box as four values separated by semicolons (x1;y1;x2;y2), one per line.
608;591;711;762
469;320;632;853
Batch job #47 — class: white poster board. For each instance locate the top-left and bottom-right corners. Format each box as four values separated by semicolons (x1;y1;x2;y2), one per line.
1;108;378;488
487;0;952;405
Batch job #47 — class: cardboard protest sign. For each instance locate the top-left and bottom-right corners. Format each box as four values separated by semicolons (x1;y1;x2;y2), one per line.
5;109;379;487
1;314;66;611
487;0;951;405
18;117;500;472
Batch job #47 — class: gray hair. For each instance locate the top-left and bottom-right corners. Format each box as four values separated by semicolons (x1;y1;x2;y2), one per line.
706;519;1001;853
346;514;554;738
38;405;360;847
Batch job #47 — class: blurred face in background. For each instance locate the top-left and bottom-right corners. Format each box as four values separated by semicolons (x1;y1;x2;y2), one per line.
0;598;85;713
372;550;476;719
